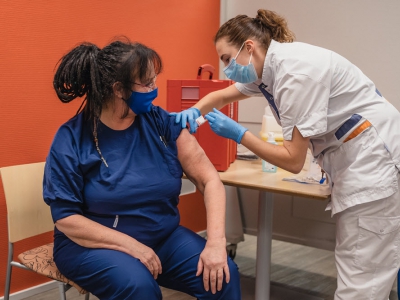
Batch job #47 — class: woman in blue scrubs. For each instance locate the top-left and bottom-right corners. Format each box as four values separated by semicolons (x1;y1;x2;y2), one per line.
44;39;241;300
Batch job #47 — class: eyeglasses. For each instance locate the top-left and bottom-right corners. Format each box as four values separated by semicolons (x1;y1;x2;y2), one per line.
133;75;157;89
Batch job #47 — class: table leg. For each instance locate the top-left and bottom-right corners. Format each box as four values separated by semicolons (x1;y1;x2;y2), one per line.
255;191;274;300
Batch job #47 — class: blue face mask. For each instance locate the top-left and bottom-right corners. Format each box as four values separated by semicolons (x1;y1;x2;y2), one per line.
223;43;258;83
126;88;158;115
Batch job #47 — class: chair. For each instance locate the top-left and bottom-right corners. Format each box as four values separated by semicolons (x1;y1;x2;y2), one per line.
1;162;89;300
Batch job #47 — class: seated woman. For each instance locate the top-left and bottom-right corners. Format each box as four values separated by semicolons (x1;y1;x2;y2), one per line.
43;39;241;300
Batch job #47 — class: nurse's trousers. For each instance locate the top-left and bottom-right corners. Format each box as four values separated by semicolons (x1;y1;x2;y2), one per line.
54;225;241;300
335;174;400;300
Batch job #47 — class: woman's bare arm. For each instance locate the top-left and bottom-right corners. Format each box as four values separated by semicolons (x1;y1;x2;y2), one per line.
241;126;310;174
194;84;249;115
176;129;229;294
177;129;226;239
55;214;162;279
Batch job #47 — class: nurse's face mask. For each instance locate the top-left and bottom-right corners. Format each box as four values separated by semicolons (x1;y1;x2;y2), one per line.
223;42;258;83
125;76;158;115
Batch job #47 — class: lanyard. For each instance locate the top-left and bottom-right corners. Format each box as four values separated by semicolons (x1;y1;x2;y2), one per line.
258;83;280;119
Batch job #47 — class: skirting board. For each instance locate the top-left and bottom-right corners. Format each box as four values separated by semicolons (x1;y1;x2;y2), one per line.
242;228;335;251
0;280;59;300
1;230;208;299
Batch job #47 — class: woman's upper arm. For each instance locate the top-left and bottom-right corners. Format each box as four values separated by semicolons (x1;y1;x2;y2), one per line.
276;74;329;140
43;126;84;222
197;84;249;114
220;84;249;106
176;129;220;192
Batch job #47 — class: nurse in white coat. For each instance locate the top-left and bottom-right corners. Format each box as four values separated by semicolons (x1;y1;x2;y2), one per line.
172;8;400;300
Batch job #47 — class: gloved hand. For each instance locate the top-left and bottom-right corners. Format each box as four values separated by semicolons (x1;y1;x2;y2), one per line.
205;108;248;144
170;107;201;134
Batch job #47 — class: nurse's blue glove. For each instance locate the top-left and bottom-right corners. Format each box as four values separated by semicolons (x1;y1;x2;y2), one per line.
170;107;201;134
205;108;248;144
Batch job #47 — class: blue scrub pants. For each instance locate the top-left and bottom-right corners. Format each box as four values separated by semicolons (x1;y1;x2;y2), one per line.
54;226;241;300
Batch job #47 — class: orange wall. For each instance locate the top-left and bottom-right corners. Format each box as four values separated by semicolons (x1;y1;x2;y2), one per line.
0;0;219;295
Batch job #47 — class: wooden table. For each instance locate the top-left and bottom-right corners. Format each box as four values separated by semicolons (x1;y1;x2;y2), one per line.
218;160;330;300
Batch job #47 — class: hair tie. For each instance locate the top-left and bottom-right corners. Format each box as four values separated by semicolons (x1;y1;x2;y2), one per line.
253;17;261;24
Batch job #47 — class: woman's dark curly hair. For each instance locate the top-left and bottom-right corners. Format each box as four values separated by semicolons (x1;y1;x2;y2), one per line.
53;38;162;120
52;38;162;167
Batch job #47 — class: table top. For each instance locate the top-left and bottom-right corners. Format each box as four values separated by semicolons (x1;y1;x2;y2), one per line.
218;160;331;200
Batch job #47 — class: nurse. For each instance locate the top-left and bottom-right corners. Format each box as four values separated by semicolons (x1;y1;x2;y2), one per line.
44;39;241;299
172;9;400;300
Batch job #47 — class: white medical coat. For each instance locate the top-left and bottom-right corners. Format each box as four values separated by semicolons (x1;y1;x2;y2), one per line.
236;40;400;215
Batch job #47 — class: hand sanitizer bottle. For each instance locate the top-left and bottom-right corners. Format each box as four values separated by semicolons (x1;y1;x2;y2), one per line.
262;132;278;173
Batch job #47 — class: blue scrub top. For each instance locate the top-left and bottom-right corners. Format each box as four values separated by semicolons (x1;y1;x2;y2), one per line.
43;106;184;247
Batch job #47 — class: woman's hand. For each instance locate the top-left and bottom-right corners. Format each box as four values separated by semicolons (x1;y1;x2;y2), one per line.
196;238;230;294
170;107;201;133
131;241;162;279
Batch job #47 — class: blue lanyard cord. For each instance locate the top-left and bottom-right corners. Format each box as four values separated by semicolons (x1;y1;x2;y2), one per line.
258;83;280;119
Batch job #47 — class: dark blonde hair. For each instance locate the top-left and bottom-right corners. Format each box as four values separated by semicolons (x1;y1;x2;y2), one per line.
214;9;295;49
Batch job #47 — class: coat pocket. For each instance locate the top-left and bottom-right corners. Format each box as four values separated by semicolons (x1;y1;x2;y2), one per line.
355;215;400;269
328;127;398;203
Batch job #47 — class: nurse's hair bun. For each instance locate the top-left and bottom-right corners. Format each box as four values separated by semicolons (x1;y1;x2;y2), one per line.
214;9;295;50
254;9;295;43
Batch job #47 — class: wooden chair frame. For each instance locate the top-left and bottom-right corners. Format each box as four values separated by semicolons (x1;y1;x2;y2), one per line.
1;162;89;300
